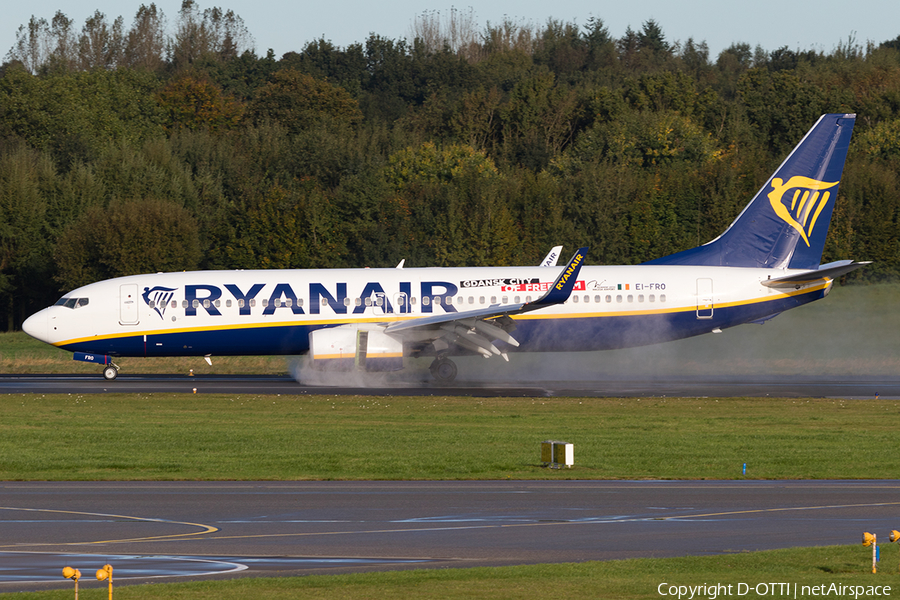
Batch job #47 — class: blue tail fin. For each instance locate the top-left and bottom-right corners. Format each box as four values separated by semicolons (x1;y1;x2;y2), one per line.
645;113;856;269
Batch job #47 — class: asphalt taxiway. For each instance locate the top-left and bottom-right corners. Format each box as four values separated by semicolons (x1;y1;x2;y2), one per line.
3;480;900;592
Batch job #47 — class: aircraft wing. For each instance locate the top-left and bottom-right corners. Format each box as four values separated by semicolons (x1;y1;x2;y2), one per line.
761;260;870;288
383;247;588;358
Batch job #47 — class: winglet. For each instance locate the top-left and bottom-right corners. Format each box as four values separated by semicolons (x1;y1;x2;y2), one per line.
531;247;588;306
539;245;564;267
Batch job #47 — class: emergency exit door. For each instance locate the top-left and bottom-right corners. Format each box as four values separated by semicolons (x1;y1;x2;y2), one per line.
120;284;140;325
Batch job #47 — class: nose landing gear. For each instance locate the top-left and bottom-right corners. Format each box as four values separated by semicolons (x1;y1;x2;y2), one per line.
102;365;119;381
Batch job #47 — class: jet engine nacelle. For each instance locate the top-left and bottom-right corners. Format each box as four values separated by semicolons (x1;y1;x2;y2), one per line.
309;325;404;371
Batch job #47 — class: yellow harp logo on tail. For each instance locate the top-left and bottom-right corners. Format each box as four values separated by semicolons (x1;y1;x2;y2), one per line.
767;176;839;247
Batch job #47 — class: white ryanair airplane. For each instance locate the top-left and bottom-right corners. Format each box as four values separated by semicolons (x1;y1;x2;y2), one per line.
23;114;867;383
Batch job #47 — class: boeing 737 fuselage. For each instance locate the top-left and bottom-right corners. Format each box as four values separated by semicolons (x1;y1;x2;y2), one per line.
22;114;867;383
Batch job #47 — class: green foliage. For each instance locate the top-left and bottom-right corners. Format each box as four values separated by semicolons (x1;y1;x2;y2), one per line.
2;11;900;329
157;73;245;132
54;198;201;289
738;68;829;152
249;69;362;133
0;66;165;167
0;144;56;328
564;110;719;169
855;117;900;160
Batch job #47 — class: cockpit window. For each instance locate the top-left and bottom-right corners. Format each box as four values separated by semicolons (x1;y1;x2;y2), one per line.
54;297;89;309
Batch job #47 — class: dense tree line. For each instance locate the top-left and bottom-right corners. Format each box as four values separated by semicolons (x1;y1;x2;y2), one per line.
1;3;899;330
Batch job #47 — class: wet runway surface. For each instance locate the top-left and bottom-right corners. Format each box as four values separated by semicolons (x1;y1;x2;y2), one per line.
3;480;900;591
0;373;897;398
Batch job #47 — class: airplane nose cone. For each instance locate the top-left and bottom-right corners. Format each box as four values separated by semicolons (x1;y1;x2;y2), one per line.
22;310;49;343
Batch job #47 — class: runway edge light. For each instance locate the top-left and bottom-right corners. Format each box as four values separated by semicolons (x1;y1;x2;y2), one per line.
62;567;81;599
890;530;900;572
96;563;113;600
863;532;877;573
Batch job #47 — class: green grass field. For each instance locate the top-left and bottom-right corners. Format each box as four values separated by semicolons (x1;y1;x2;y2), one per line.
3;545;897;600
1;394;899;480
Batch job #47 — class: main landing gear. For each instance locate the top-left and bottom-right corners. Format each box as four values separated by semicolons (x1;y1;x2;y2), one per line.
429;357;458;384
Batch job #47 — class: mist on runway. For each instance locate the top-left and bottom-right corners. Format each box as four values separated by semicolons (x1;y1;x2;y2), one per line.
290;284;899;387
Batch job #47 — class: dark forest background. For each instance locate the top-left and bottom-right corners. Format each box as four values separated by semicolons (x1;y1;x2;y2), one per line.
2;2;899;330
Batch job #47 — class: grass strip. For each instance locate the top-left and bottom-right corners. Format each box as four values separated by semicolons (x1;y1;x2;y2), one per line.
5;544;899;599
1;394;899;480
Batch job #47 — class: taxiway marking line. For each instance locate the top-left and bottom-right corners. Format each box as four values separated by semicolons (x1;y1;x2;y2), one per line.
0;507;218;546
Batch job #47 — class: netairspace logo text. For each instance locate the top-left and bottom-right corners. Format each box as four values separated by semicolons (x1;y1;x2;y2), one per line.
658;582;892;599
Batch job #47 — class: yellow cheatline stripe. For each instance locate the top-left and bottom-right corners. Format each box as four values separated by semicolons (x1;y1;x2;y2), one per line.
0;507;218;547
314;352;403;360
54;283;828;348
515;281;829;321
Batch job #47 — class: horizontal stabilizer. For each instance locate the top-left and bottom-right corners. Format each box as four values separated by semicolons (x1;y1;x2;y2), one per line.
761;260;871;288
